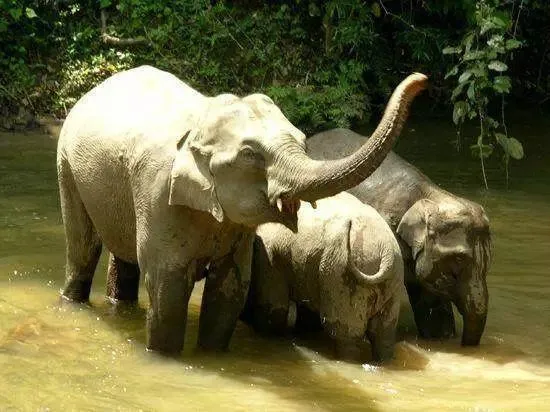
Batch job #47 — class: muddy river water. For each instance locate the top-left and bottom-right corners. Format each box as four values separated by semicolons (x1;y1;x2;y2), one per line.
1;112;549;411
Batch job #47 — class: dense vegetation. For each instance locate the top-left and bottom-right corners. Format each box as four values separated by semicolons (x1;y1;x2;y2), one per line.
1;0;548;180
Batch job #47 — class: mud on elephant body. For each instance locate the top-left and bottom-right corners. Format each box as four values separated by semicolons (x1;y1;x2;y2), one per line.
242;192;405;363
57;66;427;354
307;128;492;346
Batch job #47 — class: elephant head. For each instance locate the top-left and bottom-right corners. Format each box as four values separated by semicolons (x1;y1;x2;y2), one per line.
397;198;492;346
169;73;428;230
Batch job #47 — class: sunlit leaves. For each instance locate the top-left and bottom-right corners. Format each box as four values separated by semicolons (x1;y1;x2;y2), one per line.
443;0;524;185
459;70;473;83
443;46;462;55
488;60;508;72
25;8;37;19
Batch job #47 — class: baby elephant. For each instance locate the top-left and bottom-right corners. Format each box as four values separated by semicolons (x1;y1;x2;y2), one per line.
243;192;404;362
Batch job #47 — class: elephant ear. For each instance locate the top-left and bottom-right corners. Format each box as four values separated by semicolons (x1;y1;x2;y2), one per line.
397;199;436;259
169;130;224;222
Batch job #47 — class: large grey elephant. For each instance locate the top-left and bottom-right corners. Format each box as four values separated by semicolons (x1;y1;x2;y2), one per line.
56;65;427;354
243;192;404;362
307;129;492;346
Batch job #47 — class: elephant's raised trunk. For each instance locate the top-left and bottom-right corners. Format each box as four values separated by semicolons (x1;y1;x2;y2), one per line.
270;73;427;204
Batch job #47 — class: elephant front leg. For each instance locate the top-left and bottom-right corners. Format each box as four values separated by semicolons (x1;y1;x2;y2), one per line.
406;281;456;340
106;253;140;304
198;235;253;351
144;263;195;354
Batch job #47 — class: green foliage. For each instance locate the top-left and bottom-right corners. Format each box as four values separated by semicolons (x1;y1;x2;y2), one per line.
444;0;524;187
1;0;549;186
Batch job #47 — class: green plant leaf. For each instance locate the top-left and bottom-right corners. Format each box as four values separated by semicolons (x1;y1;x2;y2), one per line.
453;101;469;125
371;2;381;18
464;50;485;61
25;8;37;19
100;0;112;8
505;39;522;50
488;60;508;72
493;76;511;93
470;143;494;159
467;82;475;100
496;133;524;159
451;82;466;100
463;33;475;53
443;46;461;55
445;66;459;79
458;71;472;83
8;7;22;20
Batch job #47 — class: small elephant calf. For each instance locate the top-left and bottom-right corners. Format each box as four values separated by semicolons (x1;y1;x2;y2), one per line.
242;192;404;362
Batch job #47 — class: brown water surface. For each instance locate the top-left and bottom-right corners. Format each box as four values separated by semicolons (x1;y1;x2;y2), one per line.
1;114;549;411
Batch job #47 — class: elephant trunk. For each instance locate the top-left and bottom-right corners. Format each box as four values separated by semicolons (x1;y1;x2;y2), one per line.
457;235;491;346
461;307;487;346
269;73;428;204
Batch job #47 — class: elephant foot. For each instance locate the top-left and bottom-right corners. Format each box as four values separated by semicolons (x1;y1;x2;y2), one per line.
106;254;140;303
146;308;187;355
61;278;93;303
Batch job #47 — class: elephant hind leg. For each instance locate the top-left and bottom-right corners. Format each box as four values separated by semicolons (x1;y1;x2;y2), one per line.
58;160;102;302
106;253;140;304
367;296;400;363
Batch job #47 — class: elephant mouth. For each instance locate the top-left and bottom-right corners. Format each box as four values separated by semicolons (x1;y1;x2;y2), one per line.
271;196;301;232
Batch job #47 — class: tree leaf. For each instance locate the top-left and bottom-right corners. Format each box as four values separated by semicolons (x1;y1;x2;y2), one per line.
480;21;495;35
505;39;522;50
496;134;524;159
100;0;112;8
470;143;494;159
443;46;461;55
507;137;524;159
493;76;511;93
451;83;466;100
488;60;508;72
445;65;459;79
25;8;37;19
458;70;472;83
464;50;485;61
467;82;475;100
463;33;475;53
8;7;22;21
453;101;469;125
371;2;381;18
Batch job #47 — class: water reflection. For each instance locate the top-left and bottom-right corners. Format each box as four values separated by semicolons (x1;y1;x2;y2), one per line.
1;119;550;410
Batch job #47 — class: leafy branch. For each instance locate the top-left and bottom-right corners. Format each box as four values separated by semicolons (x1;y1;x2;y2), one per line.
444;0;524;188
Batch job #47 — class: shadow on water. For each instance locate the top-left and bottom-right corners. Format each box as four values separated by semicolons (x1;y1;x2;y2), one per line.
70;296;384;411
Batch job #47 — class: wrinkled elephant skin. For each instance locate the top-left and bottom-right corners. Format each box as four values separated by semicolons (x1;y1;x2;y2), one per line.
307;128;491;346
242;193;404;363
57;66;427;354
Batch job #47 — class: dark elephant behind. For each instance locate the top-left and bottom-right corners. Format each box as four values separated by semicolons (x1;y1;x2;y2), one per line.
306;128;492;346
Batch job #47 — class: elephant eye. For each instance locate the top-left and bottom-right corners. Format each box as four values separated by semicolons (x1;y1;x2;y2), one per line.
238;146;265;168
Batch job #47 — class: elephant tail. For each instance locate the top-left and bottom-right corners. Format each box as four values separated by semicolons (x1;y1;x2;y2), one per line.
346;219;396;285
